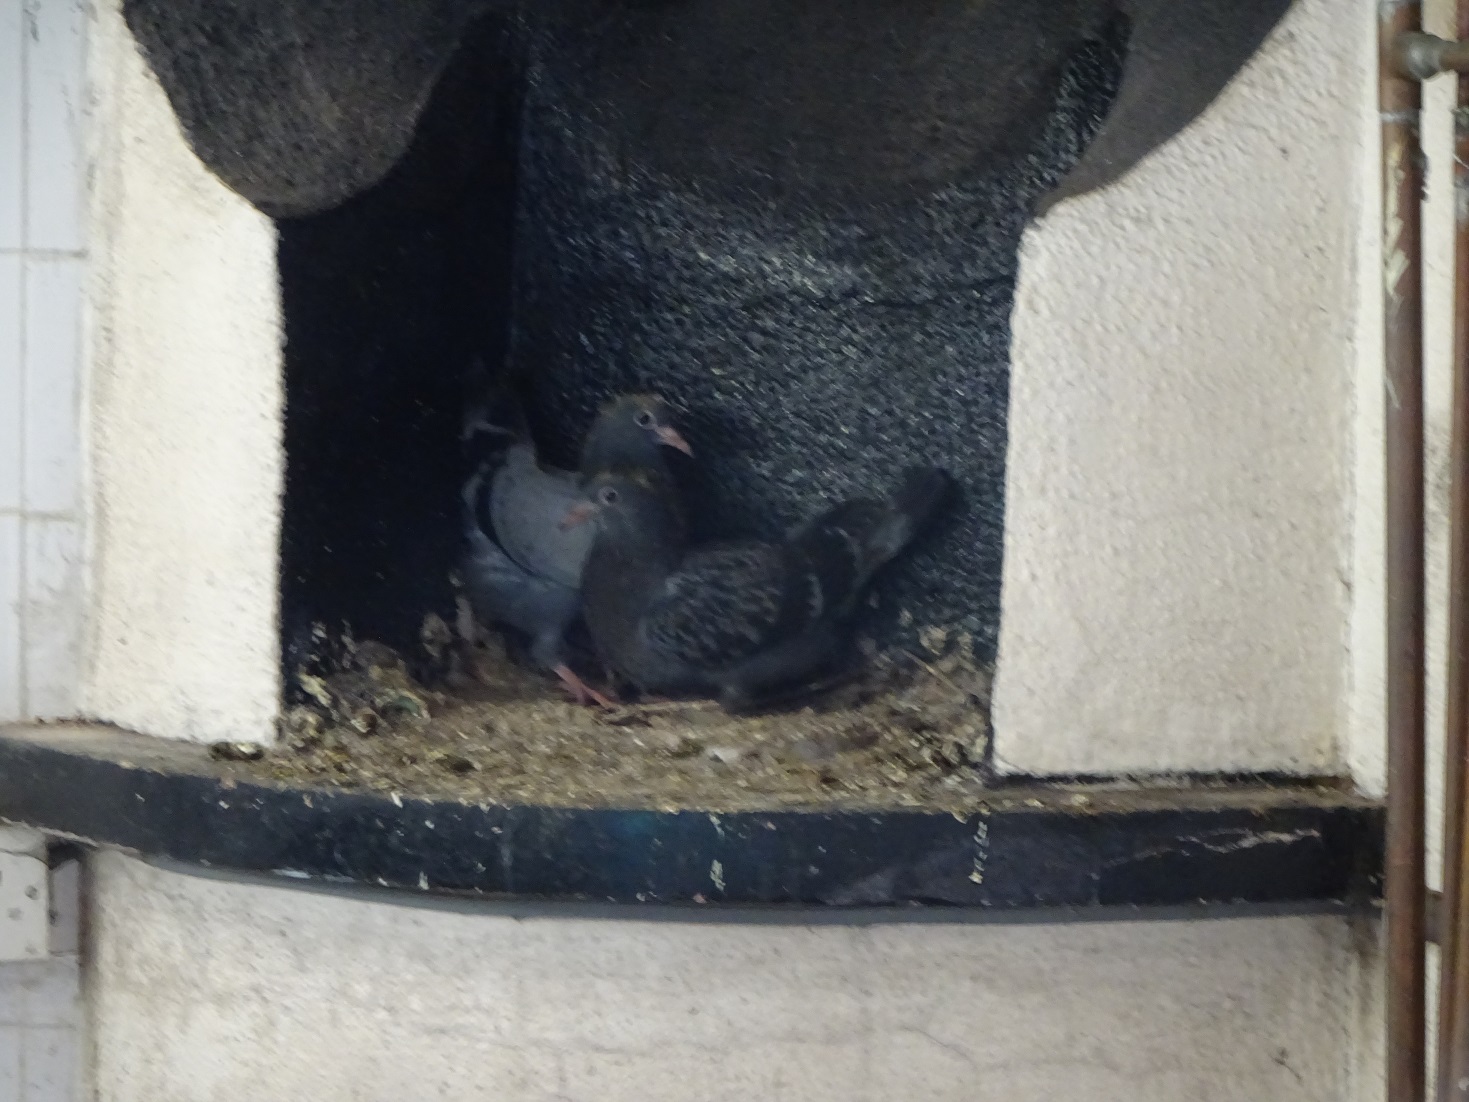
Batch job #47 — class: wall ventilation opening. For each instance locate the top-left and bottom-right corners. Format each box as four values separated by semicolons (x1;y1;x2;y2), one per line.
264;3;1129;811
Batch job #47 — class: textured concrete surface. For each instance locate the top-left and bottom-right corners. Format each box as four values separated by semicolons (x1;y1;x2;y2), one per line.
509;9;1124;662
993;0;1367;776
78;0;1377;769
89;852;1376;1102
81;0;282;744
119;0;1292;220
63;1;1408;1097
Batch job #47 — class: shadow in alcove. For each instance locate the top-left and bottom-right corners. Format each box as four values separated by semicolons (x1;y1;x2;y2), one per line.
277;14;521;676
275;1;1130;688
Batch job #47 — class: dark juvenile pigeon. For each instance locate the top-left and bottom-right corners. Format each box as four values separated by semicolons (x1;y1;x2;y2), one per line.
568;465;953;713
578;394;693;488
459;390;692;705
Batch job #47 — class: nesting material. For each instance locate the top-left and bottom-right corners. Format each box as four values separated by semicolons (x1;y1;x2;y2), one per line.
235;627;993;814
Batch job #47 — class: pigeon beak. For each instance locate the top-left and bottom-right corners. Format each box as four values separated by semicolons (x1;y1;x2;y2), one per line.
560;502;597;531
655;425;694;457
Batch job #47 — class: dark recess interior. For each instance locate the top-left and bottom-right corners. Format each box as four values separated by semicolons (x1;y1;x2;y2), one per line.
276;0;1130;690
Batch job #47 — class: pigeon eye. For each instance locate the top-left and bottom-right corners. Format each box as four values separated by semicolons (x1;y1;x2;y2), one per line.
634;411;654;428
598;487;620;506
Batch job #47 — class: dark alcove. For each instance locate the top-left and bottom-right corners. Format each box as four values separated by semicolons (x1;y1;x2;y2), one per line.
276;0;1129;688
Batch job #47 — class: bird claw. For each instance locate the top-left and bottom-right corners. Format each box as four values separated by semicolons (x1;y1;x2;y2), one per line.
553;665;618;708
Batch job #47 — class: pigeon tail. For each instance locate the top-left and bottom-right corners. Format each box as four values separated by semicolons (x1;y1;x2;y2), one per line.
786;466;953;611
866;466;953;567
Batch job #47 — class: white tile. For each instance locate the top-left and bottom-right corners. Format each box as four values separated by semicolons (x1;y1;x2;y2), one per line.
22;257;79;514
0;1026;19;1100
23;0;87;251
22;1026;77;1102
0;829;42;857
0;960;76;1027
20;958;76;1030
0;967;22;1025
22;518;79;718
0;0;22;249
0;253;20;511
0;515;20;721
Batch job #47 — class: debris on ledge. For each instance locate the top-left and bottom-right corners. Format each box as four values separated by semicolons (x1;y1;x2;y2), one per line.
257;627;994;815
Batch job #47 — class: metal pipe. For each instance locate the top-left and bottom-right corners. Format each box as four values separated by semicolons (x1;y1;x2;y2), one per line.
1397;31;1469;80
1437;7;1469;1095
1382;0;1429;1097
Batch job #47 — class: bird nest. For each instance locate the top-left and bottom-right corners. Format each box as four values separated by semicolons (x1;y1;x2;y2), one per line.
225;616;994;814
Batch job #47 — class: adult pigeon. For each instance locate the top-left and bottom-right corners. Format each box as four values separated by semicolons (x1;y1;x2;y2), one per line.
578;394;693;486
569;465;953;712
459;465;608;704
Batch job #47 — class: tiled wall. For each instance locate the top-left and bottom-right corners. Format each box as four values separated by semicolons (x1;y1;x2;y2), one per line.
1;2;89;1100
0;955;81;1102
0;0;86;723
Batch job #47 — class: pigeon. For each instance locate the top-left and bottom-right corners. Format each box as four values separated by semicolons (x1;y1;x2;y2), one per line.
459;465;610;705
465;392;693;589
578;394;693;486
458;389;693;705
568;465;953;712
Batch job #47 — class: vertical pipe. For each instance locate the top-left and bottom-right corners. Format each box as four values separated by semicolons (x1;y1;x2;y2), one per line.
1382;0;1429;1098
1438;6;1469;1096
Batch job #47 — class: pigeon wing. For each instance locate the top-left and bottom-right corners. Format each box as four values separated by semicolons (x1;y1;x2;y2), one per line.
639;542;802;670
462;468;581;667
490;447;593;588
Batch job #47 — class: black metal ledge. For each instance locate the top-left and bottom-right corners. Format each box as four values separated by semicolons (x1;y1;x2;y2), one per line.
0;723;1382;911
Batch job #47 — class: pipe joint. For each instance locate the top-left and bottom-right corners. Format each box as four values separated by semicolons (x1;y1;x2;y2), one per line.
1395;31;1469;80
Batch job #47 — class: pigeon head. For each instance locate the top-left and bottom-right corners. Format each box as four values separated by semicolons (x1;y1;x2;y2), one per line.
579;394;692;480
562;468;685;544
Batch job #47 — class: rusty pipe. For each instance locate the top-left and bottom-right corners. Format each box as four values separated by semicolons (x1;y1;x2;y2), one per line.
1437;7;1469;1097
1382;0;1428;1099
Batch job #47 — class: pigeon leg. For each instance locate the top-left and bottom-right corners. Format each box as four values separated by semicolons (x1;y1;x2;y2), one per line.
553;664;618;708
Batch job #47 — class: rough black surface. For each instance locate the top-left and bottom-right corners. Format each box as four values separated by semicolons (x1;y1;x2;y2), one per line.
0;725;1383;910
1040;0;1296;212
276;9;1129;664
122;0;499;218
122;0;1293;219
513;8;1128;659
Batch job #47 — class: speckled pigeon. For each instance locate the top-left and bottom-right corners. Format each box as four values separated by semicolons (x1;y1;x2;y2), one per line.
569;465;953;713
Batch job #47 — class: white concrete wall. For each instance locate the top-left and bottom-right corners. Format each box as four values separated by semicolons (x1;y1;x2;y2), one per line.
88;852;1381;1102
65;0;1405;1099
994;0;1372;778
81;0;282;746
